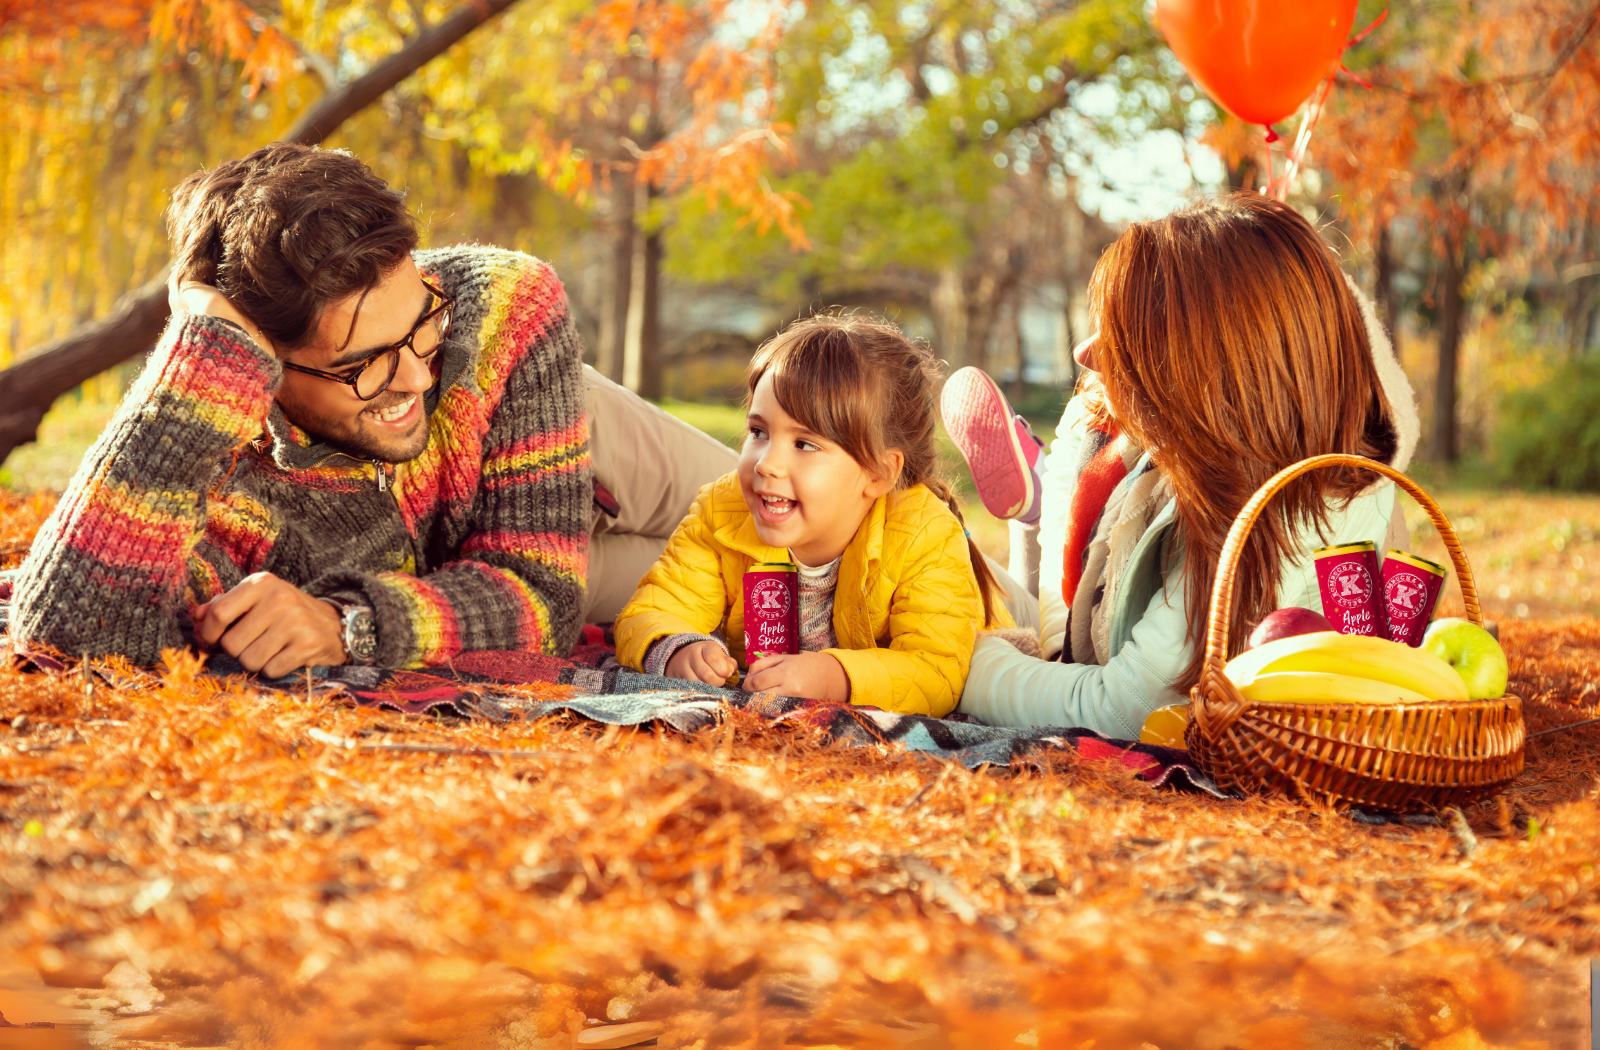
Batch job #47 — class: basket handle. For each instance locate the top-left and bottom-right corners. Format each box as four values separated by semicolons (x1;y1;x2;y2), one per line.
1191;454;1481;740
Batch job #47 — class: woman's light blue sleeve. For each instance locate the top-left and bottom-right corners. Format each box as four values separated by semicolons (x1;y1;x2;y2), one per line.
959;564;1192;739
959;481;1404;739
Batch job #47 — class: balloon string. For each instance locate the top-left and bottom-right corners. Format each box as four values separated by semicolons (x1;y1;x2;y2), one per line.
1349;7;1389;46
1266;69;1336;201
1259;6;1389;201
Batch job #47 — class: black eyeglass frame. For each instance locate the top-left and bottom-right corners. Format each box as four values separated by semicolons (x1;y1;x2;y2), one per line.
281;280;454;401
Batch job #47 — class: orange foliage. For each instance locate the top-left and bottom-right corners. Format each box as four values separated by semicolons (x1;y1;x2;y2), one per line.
572;0;808;247
1;485;1599;1045
149;0;302;96
1;0;297;95
1319;0;1600;252
0;0;149;90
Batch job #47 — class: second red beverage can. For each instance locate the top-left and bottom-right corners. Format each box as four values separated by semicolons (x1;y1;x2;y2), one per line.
1313;541;1389;638
743;561;799;662
1382;549;1448;647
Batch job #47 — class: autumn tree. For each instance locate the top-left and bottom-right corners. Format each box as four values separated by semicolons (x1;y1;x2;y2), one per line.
411;0;804;397
0;0;812;470
1318;0;1600;462
0;0;527;466
663;0;1194;376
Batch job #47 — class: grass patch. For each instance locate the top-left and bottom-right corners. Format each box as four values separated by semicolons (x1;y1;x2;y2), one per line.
0;395;117;494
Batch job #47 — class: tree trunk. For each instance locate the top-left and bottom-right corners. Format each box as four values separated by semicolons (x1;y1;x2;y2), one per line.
0;273;172;461
1375;222;1398;341
596;176;633;383
1434;235;1465;464
1565;217;1599;356
931;266;970;370
1057;190;1084;386
621;178;661;397
1054;300;1077;387
1001;295;1026;400
962;245;1023;377
963;272;1004;377
638;225;662;400
0;0;525;468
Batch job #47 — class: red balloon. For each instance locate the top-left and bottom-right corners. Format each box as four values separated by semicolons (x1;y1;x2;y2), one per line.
1155;0;1357;126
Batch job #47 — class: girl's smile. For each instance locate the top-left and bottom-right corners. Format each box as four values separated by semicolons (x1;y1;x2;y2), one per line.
755;492;799;523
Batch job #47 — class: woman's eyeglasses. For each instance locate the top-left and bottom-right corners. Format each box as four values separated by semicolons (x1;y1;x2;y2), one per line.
283;280;454;401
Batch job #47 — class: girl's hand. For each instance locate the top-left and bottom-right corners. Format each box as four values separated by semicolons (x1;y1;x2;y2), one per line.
666;640;736;685
742;651;850;702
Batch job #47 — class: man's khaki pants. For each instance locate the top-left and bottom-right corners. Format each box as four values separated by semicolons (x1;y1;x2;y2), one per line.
583;366;739;623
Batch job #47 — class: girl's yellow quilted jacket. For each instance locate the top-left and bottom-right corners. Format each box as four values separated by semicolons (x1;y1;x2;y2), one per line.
614;472;1010;717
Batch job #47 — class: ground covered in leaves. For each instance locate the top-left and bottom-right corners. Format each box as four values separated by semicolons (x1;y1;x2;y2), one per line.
1;491;1597;1050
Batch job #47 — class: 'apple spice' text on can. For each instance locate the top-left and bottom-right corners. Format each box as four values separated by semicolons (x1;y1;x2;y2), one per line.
743;561;800;662
1382;548;1448;648
1313;541;1389;638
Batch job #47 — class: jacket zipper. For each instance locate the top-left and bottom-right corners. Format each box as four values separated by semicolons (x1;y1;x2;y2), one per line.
375;461;388;492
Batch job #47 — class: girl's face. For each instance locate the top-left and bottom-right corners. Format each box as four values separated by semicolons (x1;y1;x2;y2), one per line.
738;372;897;566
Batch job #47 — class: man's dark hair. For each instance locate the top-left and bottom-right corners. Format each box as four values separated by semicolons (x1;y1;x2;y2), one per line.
166;142;418;350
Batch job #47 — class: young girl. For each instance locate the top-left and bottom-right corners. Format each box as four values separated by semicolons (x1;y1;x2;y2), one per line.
614;315;1012;717
942;193;1419;739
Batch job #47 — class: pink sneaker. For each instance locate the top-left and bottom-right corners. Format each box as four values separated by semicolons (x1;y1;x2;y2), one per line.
941;367;1042;521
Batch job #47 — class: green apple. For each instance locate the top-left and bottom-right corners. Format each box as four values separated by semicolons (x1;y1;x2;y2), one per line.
1421;618;1508;700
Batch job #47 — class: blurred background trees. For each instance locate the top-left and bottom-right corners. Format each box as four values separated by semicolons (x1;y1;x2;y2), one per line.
3;0;1600;493
1316;0;1600;472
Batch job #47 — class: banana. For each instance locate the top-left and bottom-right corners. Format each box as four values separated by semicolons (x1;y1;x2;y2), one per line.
1237;671;1433;706
1224;630;1469;703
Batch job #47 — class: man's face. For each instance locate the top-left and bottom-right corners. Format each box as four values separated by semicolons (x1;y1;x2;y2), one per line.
275;257;441;463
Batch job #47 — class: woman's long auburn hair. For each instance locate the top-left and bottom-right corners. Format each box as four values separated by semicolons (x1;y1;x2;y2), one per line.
746;314;1003;626
1086;193;1398;690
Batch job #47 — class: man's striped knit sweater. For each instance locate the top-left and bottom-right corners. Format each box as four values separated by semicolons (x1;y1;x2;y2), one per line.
11;246;592;668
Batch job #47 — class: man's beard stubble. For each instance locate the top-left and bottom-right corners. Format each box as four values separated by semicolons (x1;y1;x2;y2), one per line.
282;388;433;465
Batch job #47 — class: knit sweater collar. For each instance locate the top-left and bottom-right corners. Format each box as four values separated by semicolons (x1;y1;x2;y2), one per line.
261;255;472;473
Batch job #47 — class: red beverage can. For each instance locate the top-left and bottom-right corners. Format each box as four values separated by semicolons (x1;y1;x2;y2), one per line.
1313;541;1389;638
743;561;799;662
1382;548;1448;647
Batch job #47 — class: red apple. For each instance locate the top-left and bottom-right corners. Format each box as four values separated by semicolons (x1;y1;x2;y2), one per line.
1247;607;1334;650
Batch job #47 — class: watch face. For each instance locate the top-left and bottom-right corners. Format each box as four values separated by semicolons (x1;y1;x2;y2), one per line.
345;607;378;662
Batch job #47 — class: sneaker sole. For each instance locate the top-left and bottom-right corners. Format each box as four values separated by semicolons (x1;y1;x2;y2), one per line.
940;367;1034;520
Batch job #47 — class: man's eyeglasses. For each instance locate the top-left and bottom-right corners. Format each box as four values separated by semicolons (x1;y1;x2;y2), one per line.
283;280;454;401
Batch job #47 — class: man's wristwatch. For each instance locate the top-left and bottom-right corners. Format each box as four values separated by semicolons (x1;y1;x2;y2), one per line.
323;597;378;665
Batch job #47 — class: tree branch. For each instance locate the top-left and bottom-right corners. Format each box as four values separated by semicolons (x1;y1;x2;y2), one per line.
284;0;522;146
0;0;525;467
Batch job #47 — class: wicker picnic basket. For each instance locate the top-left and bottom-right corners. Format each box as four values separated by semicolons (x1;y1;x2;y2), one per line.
1184;454;1525;812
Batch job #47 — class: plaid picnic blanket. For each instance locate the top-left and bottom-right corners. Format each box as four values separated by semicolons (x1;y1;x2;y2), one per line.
207;626;1228;797
2;613;1226;797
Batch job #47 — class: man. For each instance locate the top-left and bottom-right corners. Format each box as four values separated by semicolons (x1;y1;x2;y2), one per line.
10;142;734;675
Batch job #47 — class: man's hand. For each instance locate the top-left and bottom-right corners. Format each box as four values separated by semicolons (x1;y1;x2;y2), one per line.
168;276;274;355
742;651;850;701
665;640;736;685
194;572;347;677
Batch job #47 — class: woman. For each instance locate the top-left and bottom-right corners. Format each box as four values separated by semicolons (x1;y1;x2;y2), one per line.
943;193;1419;738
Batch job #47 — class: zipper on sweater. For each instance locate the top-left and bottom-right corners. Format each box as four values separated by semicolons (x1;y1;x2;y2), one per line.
374;461;388;492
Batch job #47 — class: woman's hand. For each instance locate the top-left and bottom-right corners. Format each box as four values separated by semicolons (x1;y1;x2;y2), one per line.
666;640;736;685
742;651;850;701
168;276;274;355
